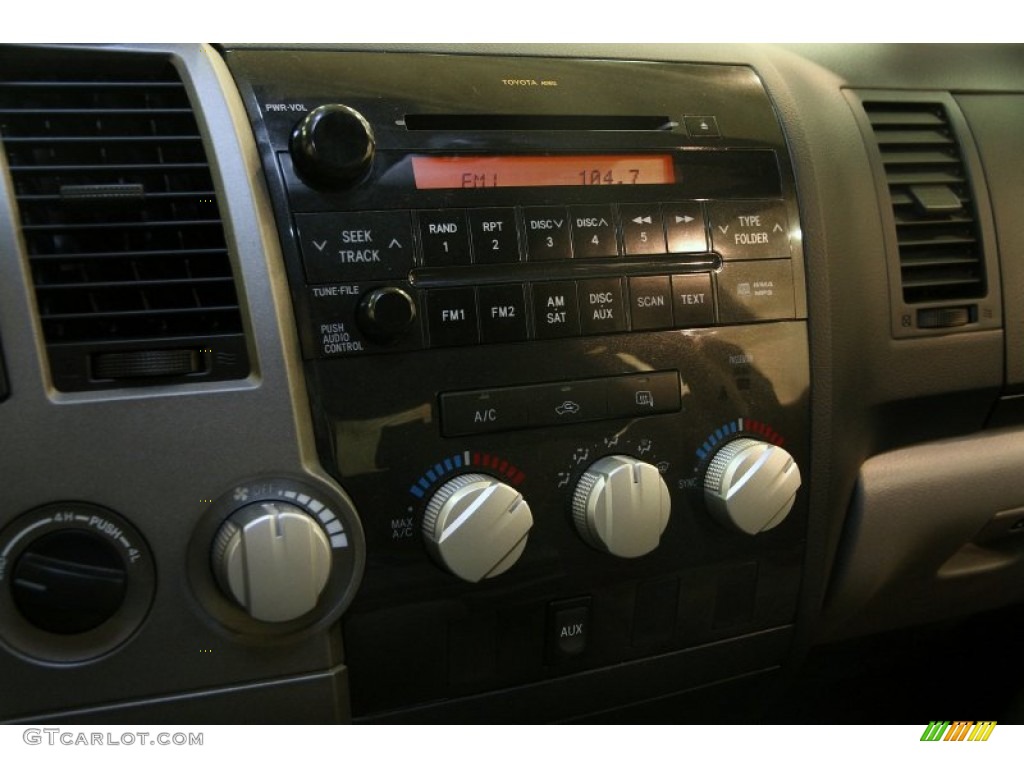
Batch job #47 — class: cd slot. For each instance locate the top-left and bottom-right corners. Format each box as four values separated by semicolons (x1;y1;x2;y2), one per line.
403;114;675;132
409;255;720;289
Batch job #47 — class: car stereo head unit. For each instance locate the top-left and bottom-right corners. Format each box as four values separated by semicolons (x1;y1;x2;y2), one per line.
226;50;809;721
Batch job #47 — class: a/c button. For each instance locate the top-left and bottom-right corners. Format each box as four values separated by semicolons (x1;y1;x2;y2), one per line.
439;389;529;437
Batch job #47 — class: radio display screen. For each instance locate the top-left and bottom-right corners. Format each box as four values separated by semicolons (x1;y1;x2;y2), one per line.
411;154;676;189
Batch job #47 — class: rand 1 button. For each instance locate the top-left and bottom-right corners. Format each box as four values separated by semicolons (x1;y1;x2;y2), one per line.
439;388;529;437
619;203;667;256
708;200;791;260
570;205;618;258
628;276;673;331
426;288;479;346
295;211;414;283
527;379;607;427
478;284;529;343
663;202;708;253
469;208;520;264
524;206;572;261
671;273;715;327
531;281;580;339
606;371;681;418
418;209;471;266
716;259;796;323
578;278;627;335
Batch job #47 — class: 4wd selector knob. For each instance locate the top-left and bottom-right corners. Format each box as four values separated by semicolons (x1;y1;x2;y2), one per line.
290;103;375;189
212;501;332;622
573;455;671;558
703;438;801;535
422;474;533;583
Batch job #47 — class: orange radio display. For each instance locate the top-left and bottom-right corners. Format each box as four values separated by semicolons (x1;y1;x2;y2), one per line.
411;155;676;189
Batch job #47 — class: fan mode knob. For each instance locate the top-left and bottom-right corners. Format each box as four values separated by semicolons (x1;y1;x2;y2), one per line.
212;501;332;623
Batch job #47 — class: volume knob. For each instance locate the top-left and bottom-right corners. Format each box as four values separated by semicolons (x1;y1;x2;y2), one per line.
422;474;533;583
290;104;375;189
703;438;801;535
572;455;671;558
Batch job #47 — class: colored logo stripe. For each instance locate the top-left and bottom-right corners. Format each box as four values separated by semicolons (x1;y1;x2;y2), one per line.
920;721;996;742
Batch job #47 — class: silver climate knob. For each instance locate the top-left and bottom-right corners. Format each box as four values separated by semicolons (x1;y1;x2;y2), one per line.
212;502;332;623
422;474;533;583
572;455;671;558
703;438;801;535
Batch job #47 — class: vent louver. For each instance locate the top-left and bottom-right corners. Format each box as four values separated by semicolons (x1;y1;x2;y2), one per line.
862;101;985;305
0;48;249;391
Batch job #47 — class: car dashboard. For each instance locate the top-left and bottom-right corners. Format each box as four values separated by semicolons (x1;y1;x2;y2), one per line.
1;43;1023;724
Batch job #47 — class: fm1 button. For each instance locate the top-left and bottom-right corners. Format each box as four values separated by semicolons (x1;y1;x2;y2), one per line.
427;288;479;346
440;389;529;437
546;598;591;662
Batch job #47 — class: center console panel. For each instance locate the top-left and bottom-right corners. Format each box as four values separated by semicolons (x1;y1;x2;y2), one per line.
226;50;809;720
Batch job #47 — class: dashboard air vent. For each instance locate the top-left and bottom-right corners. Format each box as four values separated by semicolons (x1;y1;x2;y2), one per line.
862;100;985;305
0;47;249;392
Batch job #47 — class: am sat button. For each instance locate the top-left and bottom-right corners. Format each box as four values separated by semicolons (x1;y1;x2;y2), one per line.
532;281;580;339
440;389;529;437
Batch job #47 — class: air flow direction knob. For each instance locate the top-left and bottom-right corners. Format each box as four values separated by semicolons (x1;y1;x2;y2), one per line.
212;502;332;623
289;103;375;189
422;474;533;583
703;438;801;535
572;455;671;558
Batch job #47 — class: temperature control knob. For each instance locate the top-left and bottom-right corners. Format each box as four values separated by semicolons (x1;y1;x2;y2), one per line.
212;501;332;623
422;474;533;583
290;103;375;189
703;438;801;535
572;455;671;558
